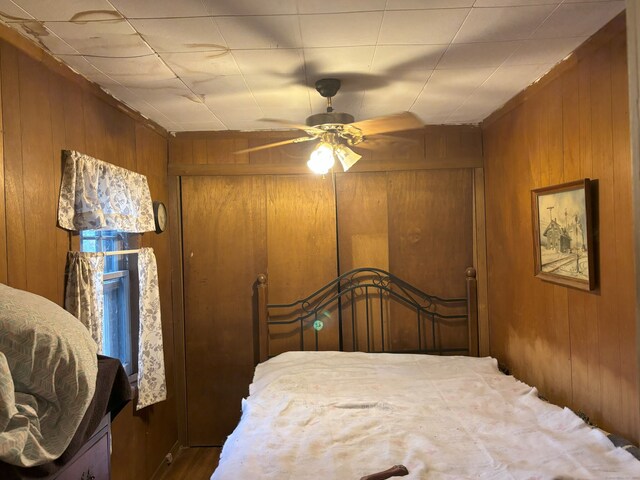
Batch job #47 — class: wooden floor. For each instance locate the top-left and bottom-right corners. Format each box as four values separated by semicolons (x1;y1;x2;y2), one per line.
159;447;221;480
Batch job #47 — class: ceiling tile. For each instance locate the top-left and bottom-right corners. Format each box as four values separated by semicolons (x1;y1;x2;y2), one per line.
411;93;462;122
447;88;519;122
252;92;309;114
0;1;33;20
304;46;375;79
199;78;250;102
360;79;427;109
161;51;241;89
103;80;225;128
203;0;299;15
446;106;489;123
453;5;557;43
108;0;210;18
104;78;191;101
57;54;115;84
215;15;301;49
99;83;176;126
298;0;386;14
165;106;225;126
130;18;227;53
232;49;304;76
413;67;496;117
202;76;258;109
151;96;226;125
505;37;586;65
204;109;265;131
423;67;496;93
371;45;445;76
412;84;475;122
244;78;310;109
3;21;80;55
386;0;474;8
378;8;470;45
473;63;553;102
18;25;78;54
44;19;153;57
437;41;521;69
300;12;384;47
12;0;119;21
532;1;625;39
86;55;177;86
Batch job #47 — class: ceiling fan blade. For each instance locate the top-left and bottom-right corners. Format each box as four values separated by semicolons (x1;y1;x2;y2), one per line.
259;118;325;135
234;136;317;154
354;134;418;151
350;112;423;136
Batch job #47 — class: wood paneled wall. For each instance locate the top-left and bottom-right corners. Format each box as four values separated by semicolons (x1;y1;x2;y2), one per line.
0;34;178;479
482;14;638;441
337;170;474;351
171;126;482;445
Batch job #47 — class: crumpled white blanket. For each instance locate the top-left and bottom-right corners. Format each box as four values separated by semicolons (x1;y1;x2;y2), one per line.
212;351;640;479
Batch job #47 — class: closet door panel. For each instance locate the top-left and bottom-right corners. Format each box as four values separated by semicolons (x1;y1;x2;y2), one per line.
182;176;266;445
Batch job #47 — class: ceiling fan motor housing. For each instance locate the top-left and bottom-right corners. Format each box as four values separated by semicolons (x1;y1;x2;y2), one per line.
315;78;341;98
306;111;355;127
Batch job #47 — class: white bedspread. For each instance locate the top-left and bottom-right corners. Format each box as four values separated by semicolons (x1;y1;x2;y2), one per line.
212;351;640;479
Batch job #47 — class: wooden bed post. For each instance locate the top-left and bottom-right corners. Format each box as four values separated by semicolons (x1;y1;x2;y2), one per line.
257;274;269;363
466;267;479;357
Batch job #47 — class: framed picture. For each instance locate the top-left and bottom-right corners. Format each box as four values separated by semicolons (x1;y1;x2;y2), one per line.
531;179;595;291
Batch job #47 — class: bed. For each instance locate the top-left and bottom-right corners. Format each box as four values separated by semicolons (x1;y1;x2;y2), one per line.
212;268;640;479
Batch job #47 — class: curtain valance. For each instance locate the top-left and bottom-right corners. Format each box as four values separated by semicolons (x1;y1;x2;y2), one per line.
57;150;155;232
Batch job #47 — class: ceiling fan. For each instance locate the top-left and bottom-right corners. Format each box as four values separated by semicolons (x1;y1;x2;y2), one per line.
236;78;424;174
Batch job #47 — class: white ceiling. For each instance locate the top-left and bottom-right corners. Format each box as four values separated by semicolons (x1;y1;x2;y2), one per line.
0;0;626;132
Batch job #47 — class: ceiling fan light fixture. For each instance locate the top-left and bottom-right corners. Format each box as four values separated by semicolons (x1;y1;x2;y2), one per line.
334;145;361;172
307;143;335;174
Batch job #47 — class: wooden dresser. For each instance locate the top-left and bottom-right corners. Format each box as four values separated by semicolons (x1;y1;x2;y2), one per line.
53;415;111;480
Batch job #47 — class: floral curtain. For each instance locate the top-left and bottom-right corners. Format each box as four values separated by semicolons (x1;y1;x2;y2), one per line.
64;252;105;352
57;150;155;233
136;248;166;410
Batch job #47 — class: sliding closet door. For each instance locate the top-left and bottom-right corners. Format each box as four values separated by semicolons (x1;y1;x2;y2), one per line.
181;174;338;445
182;176;266;445
265;175;339;356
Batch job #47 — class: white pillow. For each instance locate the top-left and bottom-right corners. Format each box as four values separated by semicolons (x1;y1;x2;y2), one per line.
0;283;98;467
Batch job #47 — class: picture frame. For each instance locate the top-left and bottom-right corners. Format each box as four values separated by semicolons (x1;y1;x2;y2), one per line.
531;179;595;291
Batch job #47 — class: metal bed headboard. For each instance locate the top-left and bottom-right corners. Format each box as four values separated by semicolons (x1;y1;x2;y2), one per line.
256;267;478;362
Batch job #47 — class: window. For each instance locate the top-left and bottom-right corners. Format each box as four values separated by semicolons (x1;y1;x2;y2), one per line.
81;230;139;377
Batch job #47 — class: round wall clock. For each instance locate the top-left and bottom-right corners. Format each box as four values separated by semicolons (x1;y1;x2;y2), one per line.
153;201;167;233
